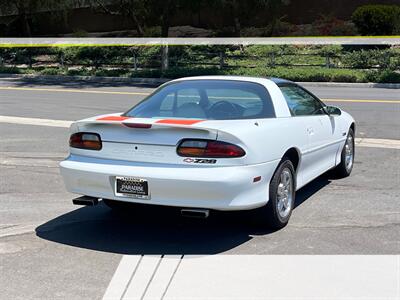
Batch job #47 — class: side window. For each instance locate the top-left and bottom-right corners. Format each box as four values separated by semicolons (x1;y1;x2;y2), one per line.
279;85;325;116
159;93;175;117
158;89;203;118
160;89;201;109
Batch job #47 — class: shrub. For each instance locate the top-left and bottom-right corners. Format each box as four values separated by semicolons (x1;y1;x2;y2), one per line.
341;49;395;69
365;70;400;83
130;69;162;78
313;15;357;36
352;5;400;35
94;68;130;77
316;45;343;56
66;67;91;76
0;66;21;74
228;67;367;83
39;67;63;75
330;73;359;83
162;67;222;79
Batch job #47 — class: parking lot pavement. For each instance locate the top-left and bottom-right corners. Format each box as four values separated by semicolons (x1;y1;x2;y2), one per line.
0;80;399;299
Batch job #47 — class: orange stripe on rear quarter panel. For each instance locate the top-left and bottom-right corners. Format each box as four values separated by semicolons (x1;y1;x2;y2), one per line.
96;116;131;121
156;119;204;125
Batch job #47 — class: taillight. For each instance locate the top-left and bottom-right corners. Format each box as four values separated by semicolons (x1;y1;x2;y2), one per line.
69;132;102;150
177;139;245;158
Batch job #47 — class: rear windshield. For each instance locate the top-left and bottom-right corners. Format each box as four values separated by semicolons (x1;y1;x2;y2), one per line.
124;80;275;120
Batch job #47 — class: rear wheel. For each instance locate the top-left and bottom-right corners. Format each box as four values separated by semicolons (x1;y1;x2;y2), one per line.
333;128;355;178
253;158;295;229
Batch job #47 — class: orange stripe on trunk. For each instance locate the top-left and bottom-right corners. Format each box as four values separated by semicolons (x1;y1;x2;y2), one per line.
155;119;204;125
96;116;131;121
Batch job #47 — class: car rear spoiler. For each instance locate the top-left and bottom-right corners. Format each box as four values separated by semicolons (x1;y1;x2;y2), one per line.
73;116;222;138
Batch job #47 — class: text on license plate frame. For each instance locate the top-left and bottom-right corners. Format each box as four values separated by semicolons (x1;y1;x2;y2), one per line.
114;176;150;199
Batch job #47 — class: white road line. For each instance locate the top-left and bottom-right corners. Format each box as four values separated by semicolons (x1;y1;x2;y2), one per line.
123;255;162;300
0;115;71;128
1;115;399;150
355;137;400;150
0;152;66;168
103;255;183;300
103;255;400;300
144;255;182;300
102;255;142;300
0;157;61;167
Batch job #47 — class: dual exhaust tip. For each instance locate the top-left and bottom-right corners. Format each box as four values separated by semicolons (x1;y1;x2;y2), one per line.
72;196;210;218
72;196;99;206
180;208;210;219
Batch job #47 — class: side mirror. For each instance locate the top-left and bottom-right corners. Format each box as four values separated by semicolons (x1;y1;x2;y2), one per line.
325;106;341;116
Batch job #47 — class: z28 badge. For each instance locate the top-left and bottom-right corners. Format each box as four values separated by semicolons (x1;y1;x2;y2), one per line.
183;158;217;164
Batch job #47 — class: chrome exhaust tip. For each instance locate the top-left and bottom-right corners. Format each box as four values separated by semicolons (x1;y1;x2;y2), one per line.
180;208;210;218
72;196;99;206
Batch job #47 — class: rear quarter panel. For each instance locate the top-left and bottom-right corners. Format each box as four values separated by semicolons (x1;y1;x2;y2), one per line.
217;118;308;166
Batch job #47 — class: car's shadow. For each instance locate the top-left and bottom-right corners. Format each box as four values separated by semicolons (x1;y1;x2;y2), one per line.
36;175;331;255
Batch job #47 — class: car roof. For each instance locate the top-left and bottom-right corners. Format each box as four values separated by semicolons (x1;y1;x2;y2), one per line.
159;75;294;118
168;75;295;86
268;77;295;85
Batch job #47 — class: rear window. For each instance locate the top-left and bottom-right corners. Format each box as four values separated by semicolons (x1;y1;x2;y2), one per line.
124;80;275;120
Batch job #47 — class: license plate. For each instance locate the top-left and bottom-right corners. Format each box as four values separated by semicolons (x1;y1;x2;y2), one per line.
115;176;150;199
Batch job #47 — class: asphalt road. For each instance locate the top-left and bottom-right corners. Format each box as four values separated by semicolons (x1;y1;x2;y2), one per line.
0;77;399;299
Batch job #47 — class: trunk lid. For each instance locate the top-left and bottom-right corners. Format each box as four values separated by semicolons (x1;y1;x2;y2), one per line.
70;116;220;165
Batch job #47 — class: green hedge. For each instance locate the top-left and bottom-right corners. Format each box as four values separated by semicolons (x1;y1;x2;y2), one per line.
1;45;399;70
1;65;399;83
1;64;400;83
229;67;365;82
1;45;399;83
365;70;400;83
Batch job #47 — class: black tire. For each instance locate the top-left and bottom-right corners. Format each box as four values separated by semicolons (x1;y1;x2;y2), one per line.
253;158;296;229
333;128;355;178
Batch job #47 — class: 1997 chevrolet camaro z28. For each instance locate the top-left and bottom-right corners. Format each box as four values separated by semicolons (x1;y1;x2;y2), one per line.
60;76;355;228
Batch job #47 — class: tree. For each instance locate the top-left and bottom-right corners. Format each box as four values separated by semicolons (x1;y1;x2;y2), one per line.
264;0;290;36
147;0;186;37
89;0;147;36
213;0;289;36
352;4;400;35
0;0;74;36
89;0;188;37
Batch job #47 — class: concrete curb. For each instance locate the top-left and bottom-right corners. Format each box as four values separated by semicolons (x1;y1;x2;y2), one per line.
298;81;400;89
0;74;399;89
0;74;169;86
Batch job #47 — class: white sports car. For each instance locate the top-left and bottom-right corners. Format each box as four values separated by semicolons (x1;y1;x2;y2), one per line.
60;76;355;228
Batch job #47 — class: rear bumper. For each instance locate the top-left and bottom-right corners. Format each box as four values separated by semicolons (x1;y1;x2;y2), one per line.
59;155;280;211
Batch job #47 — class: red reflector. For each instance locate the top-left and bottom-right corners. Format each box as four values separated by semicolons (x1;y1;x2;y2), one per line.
97;116;131;121
156;119;204;125
122;123;152;129
253;176;262;183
